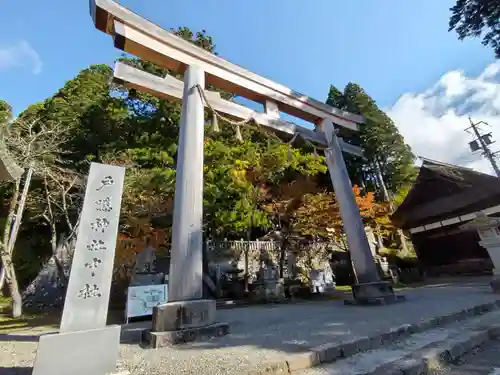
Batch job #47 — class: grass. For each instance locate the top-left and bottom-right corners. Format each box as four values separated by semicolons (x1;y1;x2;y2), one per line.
0;297;59;333
335;281;426;293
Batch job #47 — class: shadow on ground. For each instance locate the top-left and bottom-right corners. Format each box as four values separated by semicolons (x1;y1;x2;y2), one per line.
0;367;32;375
0;334;39;342
119;281;498;355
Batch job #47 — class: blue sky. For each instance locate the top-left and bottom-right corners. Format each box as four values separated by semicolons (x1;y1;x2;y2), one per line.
0;0;494;113
1;0;499;172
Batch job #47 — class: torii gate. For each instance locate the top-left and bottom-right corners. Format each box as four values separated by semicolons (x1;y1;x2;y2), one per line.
90;0;397;317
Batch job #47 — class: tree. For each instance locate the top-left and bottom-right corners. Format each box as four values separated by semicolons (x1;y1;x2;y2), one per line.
289;186;379;280
449;0;500;58
0;111;72;316
21;167;84;310
326;83;416;256
0;100;12;127
293;185;376;242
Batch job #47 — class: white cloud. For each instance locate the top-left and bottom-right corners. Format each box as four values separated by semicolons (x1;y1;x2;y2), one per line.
386;61;500;176
0;40;42;75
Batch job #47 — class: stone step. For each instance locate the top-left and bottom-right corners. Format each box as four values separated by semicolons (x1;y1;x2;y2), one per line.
295;309;500;375
231;300;500;375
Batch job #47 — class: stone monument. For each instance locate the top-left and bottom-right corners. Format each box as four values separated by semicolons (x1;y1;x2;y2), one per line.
32;162;126;375
135;244;157;273
254;262;285;302
130;244;164;287
460;212;500;292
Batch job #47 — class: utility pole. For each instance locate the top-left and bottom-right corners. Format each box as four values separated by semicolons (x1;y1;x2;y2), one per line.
465;117;500;177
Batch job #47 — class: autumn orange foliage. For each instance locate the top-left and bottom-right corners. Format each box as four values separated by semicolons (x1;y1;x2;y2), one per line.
292;185;380;239
113;219;168;280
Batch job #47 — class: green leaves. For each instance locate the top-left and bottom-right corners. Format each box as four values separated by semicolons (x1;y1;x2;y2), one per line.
0;100;12;128
326;83;415;193
449;0;500;58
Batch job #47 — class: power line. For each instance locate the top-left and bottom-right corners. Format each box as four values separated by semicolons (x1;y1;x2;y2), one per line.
464;117;500;177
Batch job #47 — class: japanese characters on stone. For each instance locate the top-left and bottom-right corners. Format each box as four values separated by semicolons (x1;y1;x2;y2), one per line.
78;173;116;300
59;162;126;334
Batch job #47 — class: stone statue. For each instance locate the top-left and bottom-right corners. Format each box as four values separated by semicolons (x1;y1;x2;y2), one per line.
134;244;157;273
130;243;164;287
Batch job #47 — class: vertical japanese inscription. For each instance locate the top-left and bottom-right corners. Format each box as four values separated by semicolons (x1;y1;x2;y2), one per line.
84;257;103;277
79;180;114;292
87;240;107;252
90;217;110;233
95;196;113;212
78;284;102;299
60;162;125;334
96;175;115;191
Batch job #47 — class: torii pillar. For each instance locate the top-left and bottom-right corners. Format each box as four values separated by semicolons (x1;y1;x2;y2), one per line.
144;66;230;348
322;119;403;304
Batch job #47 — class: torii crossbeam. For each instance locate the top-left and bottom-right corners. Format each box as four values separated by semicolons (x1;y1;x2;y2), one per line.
90;0;399;345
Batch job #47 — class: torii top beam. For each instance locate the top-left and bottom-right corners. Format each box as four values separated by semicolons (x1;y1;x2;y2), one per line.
113;61;363;156
89;0;365;132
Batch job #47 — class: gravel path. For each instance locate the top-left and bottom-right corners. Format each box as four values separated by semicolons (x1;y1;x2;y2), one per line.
0;281;498;375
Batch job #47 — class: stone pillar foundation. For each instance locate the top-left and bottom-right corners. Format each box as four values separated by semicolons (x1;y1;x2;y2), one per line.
142;299;229;347
344;281;405;306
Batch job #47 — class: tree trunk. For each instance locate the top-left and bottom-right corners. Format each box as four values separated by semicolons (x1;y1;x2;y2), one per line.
0;267;5;296
0;248;22;317
397;229;410;256
50;226;68;285
0;167;32;292
9;275;22;318
7;166;33;253
279;234;288;278
0;180;20;292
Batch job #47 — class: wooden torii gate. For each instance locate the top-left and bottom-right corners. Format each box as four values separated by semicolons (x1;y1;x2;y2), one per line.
90;0;398;313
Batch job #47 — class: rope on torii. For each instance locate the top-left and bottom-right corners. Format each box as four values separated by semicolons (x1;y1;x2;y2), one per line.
195;84;330;158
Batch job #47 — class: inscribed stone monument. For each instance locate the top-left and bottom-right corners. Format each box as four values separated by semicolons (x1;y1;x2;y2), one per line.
32;162;126;375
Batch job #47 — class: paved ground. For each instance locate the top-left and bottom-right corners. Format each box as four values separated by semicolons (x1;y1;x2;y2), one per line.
0;279;498;375
300;309;500;375
431;338;500;375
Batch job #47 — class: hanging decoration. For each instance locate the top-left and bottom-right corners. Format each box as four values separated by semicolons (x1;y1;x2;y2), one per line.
195;84;331;160
196;84;253;142
235;125;243;142
211;111;220;133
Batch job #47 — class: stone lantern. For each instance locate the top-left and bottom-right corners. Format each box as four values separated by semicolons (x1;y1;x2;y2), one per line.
460;212;500;292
